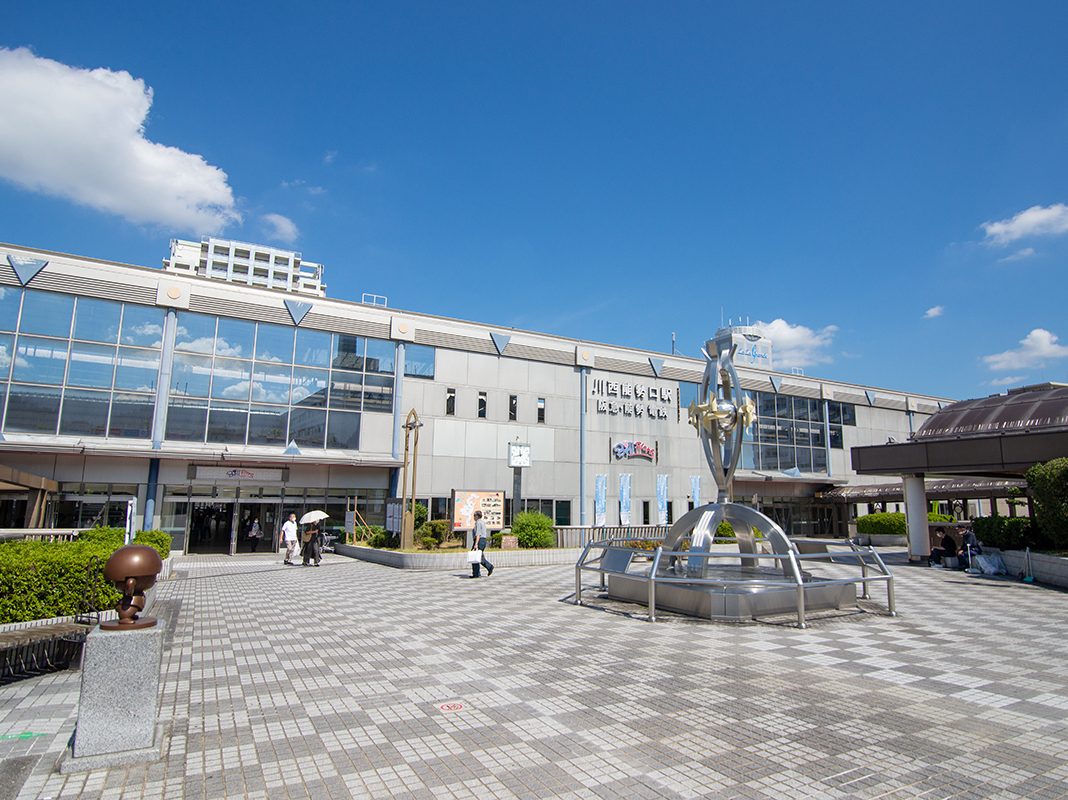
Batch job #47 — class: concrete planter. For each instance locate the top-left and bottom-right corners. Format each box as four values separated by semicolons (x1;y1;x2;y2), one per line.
853;534;908;547
989;548;1068;589
335;543;583;571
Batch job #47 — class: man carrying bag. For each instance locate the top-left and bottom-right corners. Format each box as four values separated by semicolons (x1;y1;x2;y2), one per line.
470;510;493;578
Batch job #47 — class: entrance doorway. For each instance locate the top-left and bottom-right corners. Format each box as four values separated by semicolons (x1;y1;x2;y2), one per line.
187;502;235;554
235;502;281;553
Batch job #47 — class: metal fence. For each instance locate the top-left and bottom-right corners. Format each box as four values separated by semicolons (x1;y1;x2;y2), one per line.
554;525;669;549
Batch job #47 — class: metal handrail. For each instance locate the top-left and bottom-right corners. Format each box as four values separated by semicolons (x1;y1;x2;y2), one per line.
575;537;896;629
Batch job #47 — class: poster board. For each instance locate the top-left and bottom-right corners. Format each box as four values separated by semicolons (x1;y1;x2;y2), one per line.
385;499;404;534
451;490;505;531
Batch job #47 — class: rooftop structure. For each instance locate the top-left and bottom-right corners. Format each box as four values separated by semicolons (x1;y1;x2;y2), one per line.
163;237;326;297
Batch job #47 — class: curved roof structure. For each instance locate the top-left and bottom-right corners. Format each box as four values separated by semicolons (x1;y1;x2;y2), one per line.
915;383;1068;442
852;383;1068;478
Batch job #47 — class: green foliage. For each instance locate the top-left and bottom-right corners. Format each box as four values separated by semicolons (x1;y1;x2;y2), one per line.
420;519;451;545
512;511;555;548
366;527;395;549
417;534;438;550
78;527;125;549
971;516;1041;551
490;532;503;549
856;512;907;536
716;521;735;539
133;529;172;560
928;512;954;523
1026;458;1068;550
408;501;428;530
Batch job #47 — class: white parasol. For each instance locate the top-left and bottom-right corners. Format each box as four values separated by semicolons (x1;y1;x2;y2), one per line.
299;510;329;524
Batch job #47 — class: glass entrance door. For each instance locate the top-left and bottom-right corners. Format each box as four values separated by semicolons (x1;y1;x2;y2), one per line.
235;501;281;553
187;501;236;554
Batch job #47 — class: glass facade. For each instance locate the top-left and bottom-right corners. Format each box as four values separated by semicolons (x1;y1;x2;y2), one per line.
0;289;163;439
0;288;428;453
163;311;400;448
679;382;856;474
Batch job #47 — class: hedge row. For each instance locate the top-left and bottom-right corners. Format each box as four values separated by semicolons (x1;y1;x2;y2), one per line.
970;516;1051;551
0;527;171;624
856;511;952;537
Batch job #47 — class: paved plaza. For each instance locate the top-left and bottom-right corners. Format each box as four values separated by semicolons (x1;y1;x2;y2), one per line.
2;552;1068;799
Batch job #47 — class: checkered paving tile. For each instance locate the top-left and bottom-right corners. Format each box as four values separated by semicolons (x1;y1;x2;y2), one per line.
2;551;1068;799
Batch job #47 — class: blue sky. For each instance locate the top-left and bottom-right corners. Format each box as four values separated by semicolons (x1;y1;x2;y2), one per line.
2;2;1067;399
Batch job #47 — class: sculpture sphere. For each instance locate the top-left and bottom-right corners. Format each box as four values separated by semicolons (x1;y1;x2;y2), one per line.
100;544;163;630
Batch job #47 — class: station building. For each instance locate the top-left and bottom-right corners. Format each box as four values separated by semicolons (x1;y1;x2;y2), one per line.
0;239;954;554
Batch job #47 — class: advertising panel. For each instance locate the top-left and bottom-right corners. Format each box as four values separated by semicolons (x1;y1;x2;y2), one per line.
656;474;669;526
619;473;632;525
451;490;505;531
594;474;607;527
690;475;702;508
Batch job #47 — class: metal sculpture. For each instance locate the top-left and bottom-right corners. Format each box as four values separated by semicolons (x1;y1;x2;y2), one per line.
100;545;163;630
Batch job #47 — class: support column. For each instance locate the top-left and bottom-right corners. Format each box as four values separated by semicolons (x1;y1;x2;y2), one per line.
392;342;406;461
902;474;930;563
579;367;589;525
822;398;832;478
150;309;178;449
143;459;160;530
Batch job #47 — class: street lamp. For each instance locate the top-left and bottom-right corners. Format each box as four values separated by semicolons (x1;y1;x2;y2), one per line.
399;408;424;550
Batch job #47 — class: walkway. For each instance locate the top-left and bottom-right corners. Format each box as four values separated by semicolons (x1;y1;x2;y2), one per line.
2;553;1067;799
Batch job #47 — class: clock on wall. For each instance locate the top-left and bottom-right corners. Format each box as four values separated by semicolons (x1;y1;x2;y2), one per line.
507;442;532;468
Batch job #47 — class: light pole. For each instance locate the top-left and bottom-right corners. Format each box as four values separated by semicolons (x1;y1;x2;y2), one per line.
399;408;423;549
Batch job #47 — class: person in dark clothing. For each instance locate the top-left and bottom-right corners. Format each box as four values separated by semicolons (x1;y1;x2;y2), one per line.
929;527;958;566
302;524;322;566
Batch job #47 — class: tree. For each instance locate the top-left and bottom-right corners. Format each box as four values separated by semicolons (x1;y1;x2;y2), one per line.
1025;458;1068;550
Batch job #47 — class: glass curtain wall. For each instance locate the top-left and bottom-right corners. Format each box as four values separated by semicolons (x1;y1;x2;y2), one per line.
0;288;163;438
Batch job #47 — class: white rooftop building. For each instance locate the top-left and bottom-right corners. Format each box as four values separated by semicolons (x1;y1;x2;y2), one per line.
163;237;326;297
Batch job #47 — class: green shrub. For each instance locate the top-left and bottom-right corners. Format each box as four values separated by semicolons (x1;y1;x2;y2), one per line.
0;539;119;624
417;534;438;550
490;531;503;549
512;511;555;548
367;528;394;549
1027;458;1068;550
972;516;1042;551
78;527;125;548
716;521;735;539
133;529;172;560
928;512;954;523
408;501;428;530
856;512;907;536
421;519;451;545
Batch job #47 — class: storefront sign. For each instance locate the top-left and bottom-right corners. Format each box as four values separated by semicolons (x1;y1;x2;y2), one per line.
194;466;285;482
613;440;656;461
590;377;673;420
452;490;505;531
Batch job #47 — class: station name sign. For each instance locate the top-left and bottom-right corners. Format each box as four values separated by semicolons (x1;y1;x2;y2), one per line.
591;377;673;420
613;440;656;461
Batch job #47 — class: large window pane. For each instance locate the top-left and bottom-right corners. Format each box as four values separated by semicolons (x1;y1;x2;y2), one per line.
796;447;813;472
251;362;291;404
211;358;252;401
174;312;216;353
0;287;22;332
295;329;330;367
809;398;824;423
108;393;153;438
13;336;68;384
120;305;166;348
778;446;797;470
363;374;393;413
0;333;13;375
290;407;326;448
332;334;364;370
328;370;362;410
291;367;328;407
60;388;110;436
255;323;294;363
216;318;255;358
841;404;856;426
775;395;792;419
19;290;73;338
326;410;360;449
73;298;121;343
171;354;213;397
758;444;778;471
114;347;159;392
207;402;247;444
67;342;116;388
165;398;206;441
364;338;394;374
812;447;828;473
829;424;843;449
404;344;435;378
757;392;776;418
828;402;843;425
248;404;288;446
555;500;572;526
5;384;60;433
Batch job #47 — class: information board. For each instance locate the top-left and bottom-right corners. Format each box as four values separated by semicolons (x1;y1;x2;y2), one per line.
451;490;505;531
385;499;404;534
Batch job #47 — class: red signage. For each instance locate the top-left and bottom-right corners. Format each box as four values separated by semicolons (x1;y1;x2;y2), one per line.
613;440;656;461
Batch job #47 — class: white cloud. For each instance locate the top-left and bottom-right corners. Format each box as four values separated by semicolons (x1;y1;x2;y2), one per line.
998;247;1036;263
262;213;298;244
923;305;944;319
0;47;239;233
754;318;838;369
981;204;1068;245
983;328;1068;371
990;375;1026;387
323;149;337;165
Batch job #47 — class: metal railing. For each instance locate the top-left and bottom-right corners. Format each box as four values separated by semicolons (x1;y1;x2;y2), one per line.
574;536;895;629
0;528;84;543
554;525;669;549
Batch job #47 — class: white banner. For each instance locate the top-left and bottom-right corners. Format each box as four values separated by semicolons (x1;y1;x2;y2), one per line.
619;474;632;525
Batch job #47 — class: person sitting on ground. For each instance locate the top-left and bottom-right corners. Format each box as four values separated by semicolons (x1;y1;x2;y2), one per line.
929;527;957;566
959;527;982;567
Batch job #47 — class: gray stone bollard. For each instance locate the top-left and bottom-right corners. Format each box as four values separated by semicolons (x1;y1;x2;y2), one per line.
61;624;165;771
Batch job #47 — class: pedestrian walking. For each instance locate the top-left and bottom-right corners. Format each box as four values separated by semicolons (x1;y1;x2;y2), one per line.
302;523;322;567
281;513;299;565
470;510;493;578
248;517;262;552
